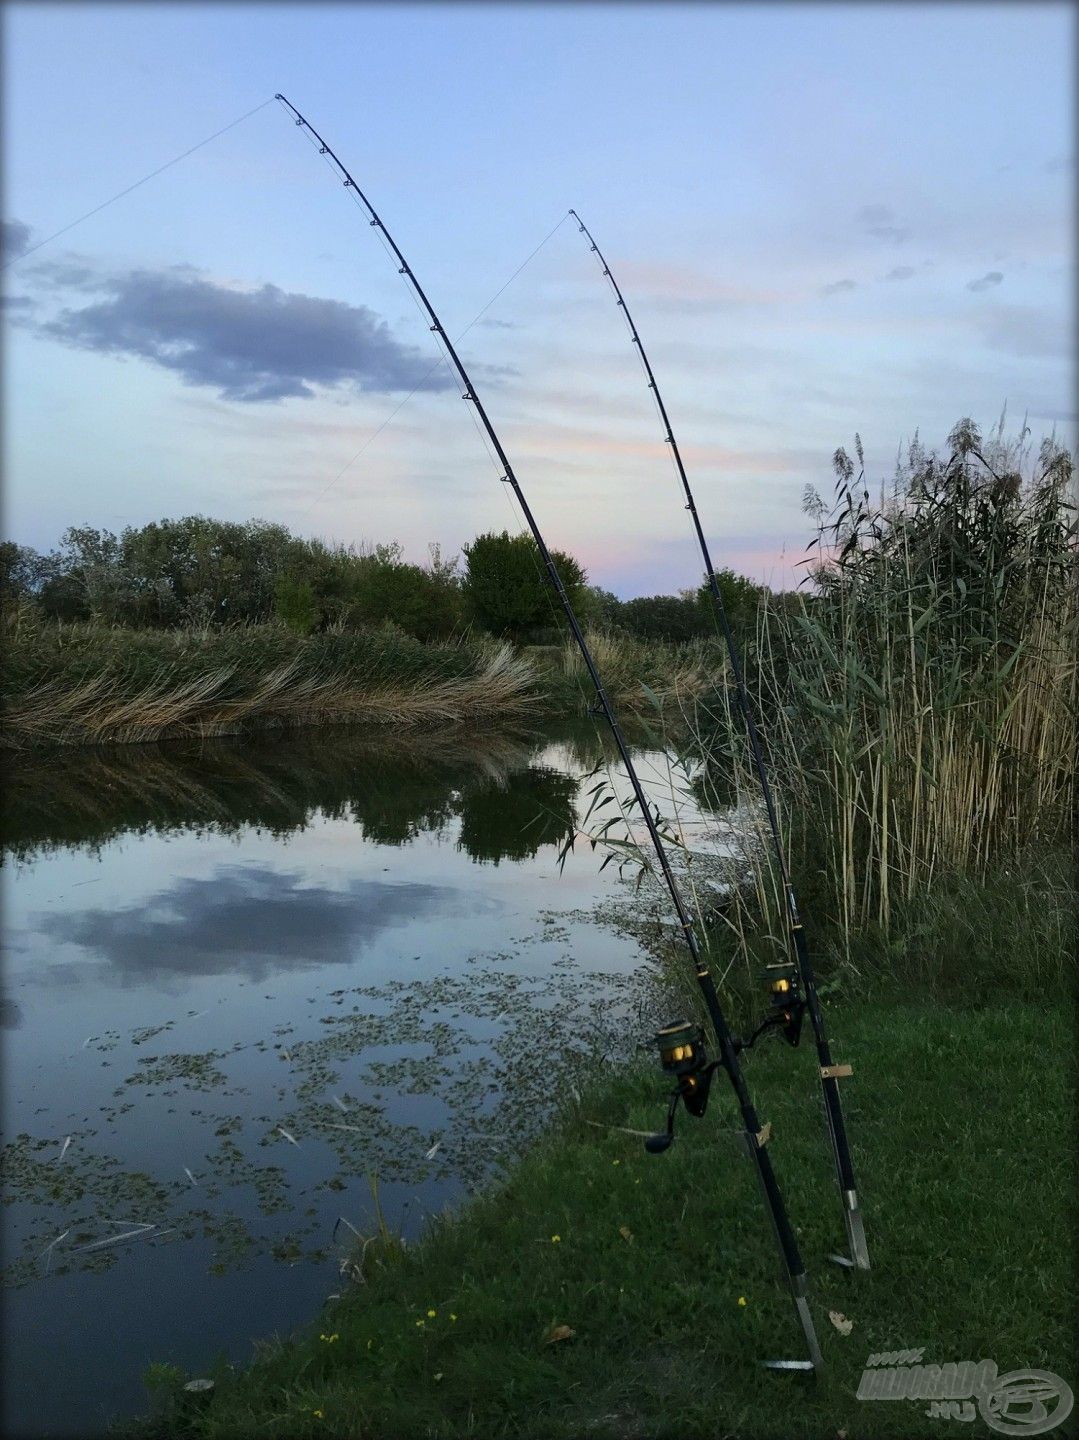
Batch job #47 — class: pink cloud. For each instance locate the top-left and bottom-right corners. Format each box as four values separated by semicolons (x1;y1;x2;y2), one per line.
609;259;795;308
506;419;806;475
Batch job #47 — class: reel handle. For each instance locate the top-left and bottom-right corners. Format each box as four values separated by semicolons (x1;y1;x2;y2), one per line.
643;1090;681;1154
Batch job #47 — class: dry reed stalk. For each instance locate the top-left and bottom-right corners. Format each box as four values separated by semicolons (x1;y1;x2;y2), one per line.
1;644;538;751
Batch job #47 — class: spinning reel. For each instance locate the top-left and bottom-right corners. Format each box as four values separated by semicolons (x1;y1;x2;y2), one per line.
704;896;807;1052
744;962;807;1050
644;1022;723;1153
644;968;807;1155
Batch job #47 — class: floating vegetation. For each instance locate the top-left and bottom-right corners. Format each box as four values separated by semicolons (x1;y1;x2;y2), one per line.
3;933;671;1292
123;1051;229;1092
131;1021;177;1045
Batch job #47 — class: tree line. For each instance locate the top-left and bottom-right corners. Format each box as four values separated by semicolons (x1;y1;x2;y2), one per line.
0;517;766;645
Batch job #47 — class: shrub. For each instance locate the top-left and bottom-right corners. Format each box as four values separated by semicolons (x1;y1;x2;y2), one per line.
462;531;587;641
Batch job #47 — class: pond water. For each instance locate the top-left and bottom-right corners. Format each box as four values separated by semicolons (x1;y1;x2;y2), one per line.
1;722;727;1439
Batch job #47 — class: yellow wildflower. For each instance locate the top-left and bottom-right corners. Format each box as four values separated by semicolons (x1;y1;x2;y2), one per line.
738;1296;747;1307
551;1234;561;1243
427;1309;437;1318
450;1313;458;1322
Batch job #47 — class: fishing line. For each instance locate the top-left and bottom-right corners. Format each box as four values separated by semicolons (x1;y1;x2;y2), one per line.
279;99;596;761
284;122;568;516
572;218;710;583
2;97;277;270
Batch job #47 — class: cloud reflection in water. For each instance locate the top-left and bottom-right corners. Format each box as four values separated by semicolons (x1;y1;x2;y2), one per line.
33;864;495;985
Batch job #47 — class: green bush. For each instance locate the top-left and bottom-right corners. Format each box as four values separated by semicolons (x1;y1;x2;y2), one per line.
462;531;587;641
274;577;320;633
347;556;464;640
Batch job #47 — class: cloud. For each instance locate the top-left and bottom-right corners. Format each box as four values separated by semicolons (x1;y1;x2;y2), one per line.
2;219;31;261
36;265;459;403
856;204;910;243
966;271;1004;293
600;259;793;314
883;266;917;282
478;317;518;329
28;257;99;288
975;302;1068;358
821;279;857;296
506;416;809;475
2;222;34;309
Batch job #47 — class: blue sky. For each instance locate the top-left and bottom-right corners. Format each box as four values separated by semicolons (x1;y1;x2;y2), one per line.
2;2;1074;594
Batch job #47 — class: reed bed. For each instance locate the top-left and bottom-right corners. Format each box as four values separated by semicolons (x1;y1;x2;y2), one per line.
554;628;716;711
1;623;539;751
675;422;1077;977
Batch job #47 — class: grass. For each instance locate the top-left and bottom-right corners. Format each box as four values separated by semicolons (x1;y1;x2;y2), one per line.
548;630;716;713
133;996;1075;1439
0;619;716;751
654;846;1079;1007
0;622;540;750
668;424;1079;966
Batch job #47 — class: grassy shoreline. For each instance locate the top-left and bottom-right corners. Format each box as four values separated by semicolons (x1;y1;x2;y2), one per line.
0;622;714;752
134;994;1074;1439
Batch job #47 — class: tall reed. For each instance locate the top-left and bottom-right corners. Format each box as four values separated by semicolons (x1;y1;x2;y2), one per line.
687;419;1077;964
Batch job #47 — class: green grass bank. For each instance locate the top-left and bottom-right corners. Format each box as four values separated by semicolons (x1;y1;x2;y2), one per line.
134;995;1074;1440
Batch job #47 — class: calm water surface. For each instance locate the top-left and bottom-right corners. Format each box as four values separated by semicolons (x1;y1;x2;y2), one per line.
1;724;720;1438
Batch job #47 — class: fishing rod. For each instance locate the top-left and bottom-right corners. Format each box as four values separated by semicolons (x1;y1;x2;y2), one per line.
275;93;823;1372
569;209;869;1272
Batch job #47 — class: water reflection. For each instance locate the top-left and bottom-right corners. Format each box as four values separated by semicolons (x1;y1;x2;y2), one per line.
1;721;705;1438
34;866;494;985
2;722;628;865
457;766;578;865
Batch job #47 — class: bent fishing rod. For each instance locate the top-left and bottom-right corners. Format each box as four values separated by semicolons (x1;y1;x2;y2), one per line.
275;93;823;1371
569;209;869;1272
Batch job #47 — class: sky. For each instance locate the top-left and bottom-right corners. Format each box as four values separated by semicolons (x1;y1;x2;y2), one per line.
2;1;1074;596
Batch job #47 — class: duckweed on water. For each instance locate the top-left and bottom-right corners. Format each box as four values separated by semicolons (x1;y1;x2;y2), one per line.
125;1052;230;1092
3;928;673;1293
